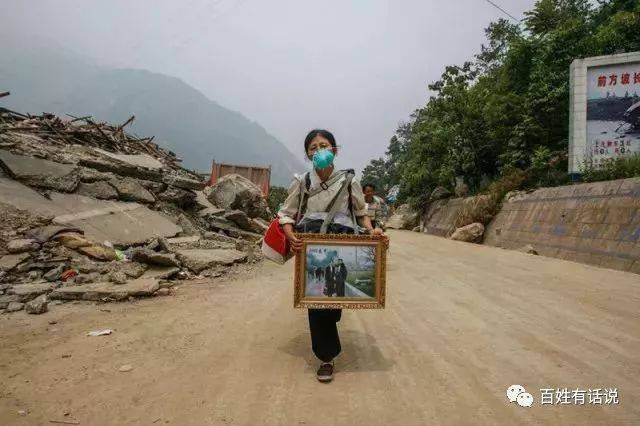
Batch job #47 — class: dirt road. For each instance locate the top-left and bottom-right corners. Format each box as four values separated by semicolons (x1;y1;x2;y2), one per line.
1;231;639;425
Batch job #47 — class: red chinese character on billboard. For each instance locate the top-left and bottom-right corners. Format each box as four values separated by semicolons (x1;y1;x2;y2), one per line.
598;75;607;87
621;73;630;84
609;74;617;85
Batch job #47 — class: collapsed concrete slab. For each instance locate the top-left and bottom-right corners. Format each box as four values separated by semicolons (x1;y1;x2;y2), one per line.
8;282;56;302
50;278;160;301
109;177;156;203
0;253;30;271
93;148;165;170
0;178;182;246
176;249;247;273
0;150;79;192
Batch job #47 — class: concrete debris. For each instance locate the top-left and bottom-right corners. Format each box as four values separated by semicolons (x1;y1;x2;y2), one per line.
6;301;24;312
76;181;119;200
9;283;57;301
7;238;39;254
176;249;248;274
25;294;48;314
207;174;270;219
450;222;485;243
0;149;80;192
167;235;201;245
117;262;148;279
51;279;160;301
158;186;197;209
109;271;128;285
176;214;199;236
0;294;21;309
0;108;262;313
109;177;155;203
131;248;180;267
0;253;30;271
141;266;181;280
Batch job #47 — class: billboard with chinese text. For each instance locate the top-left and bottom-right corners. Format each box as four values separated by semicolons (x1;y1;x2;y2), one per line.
586;62;640;168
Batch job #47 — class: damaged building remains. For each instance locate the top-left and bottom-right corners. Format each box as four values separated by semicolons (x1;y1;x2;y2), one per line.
0;108;272;314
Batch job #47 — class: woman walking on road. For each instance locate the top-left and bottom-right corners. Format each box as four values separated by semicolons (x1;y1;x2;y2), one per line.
277;129;385;383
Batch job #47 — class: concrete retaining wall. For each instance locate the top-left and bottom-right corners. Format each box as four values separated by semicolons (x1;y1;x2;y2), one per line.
484;178;640;274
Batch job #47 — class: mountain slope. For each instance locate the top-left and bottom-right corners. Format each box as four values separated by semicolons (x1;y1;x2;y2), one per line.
0;38;303;186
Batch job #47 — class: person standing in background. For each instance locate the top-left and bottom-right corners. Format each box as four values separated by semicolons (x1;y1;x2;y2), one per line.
363;184;389;230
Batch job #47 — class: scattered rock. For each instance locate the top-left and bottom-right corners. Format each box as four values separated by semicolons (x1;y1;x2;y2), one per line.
28;270;42;280
74;272;101;284
158;186;196;209
131;248;180;267
25;294;48;314
44;265;65;282
250;217;270;233
6;301;24;312
176;214;199;236
119;364;134;372
161;173;204;191
0;294;21;309
76;181;119;200
109;271;128;285
198;206;226;219
109;177;155;203
141;266;181;280
450;222;485;243
177;249;247;273
386;204;420;230
155;288;170;296
0;253;30;272
207;174;270;219
224;210;253;231
411;226;421;232
78;167;114;183
203;232;237;244
518;244;539;255
119;262;148;279
7;238;40;253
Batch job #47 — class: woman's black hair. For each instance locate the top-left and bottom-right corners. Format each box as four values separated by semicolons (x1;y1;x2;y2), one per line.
304;129;336;153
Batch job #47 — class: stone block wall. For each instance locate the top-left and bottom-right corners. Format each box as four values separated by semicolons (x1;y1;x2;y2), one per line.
484;178;640;274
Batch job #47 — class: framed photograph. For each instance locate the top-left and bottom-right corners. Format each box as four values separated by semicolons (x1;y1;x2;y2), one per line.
293;233;387;309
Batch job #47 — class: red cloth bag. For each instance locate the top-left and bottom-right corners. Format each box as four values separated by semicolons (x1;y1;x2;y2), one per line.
261;219;293;264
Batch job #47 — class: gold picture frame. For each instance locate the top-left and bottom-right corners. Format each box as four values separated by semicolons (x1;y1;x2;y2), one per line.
293;233;387;309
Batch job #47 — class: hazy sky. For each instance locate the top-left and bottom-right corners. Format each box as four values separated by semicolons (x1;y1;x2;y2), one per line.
1;0;536;173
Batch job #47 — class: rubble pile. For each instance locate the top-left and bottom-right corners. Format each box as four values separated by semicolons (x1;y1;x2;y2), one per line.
0;108;271;314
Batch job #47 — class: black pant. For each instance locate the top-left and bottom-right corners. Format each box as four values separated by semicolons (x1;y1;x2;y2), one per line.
295;220;354;362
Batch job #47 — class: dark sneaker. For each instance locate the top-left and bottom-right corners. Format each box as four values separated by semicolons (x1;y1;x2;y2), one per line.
316;362;334;382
